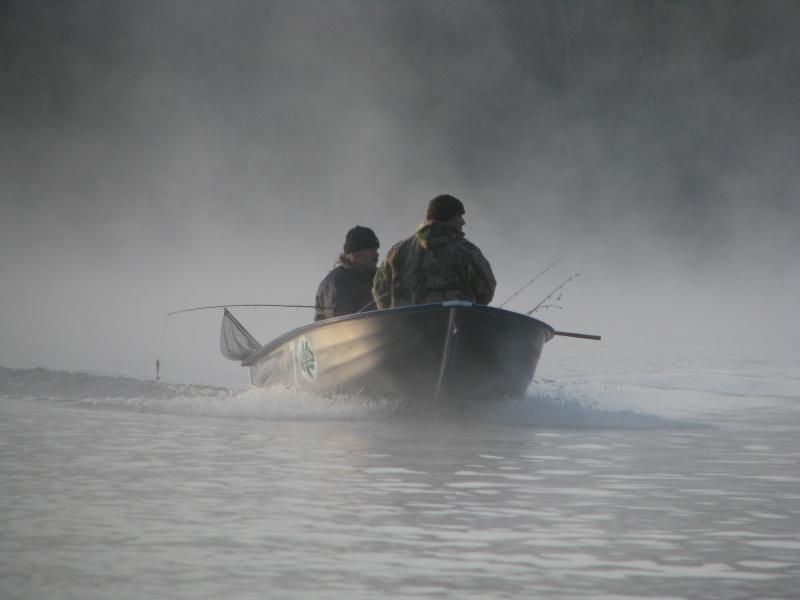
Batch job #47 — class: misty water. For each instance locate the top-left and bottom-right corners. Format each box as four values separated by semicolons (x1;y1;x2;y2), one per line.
2;344;798;600
4;1;800;598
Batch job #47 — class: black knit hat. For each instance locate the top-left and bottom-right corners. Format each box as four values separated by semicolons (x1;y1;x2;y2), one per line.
343;225;379;254
426;194;465;222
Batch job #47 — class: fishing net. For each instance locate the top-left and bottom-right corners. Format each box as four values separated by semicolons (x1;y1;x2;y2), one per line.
220;308;261;361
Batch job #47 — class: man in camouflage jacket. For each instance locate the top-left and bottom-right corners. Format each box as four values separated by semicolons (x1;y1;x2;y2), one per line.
372;195;496;309
315;226;380;321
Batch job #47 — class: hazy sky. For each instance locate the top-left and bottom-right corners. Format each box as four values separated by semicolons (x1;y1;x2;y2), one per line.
2;1;799;381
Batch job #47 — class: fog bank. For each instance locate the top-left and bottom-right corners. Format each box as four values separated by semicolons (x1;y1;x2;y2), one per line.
2;1;798;381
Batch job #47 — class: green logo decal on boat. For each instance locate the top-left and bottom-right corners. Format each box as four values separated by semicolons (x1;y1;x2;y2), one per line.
296;336;317;381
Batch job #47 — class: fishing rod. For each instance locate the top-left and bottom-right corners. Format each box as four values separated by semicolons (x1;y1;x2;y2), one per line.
357;293;388;314
497;257;562;309
522;274;601;340
526;273;580;316
168;303;318;316
501;262;600;341
157;303;323;380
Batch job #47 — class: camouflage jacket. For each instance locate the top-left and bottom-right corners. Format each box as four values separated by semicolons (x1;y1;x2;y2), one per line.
372;222;496;309
314;262;376;321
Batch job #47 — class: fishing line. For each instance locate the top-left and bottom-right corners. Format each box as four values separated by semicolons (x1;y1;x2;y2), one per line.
498;258;562;309
168;303;318;315
155;303;321;380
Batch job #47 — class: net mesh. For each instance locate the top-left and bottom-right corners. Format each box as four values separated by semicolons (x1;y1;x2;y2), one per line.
220;308;261;361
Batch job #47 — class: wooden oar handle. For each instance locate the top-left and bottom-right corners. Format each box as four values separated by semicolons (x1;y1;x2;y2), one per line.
553;330;601;341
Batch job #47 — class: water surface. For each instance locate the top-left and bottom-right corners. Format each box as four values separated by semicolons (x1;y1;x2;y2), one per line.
1;355;798;599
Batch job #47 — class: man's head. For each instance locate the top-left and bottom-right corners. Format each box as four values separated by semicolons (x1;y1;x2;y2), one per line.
343;225;380;271
427;194;466;234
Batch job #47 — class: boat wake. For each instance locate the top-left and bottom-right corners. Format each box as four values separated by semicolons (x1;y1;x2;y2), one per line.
0;366;700;429
461;386;703;429
0;366;401;422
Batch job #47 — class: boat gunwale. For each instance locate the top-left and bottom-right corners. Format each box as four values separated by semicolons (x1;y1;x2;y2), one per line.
241;302;554;366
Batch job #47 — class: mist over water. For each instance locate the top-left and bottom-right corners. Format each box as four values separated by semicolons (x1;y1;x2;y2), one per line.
2;1;799;376
2;7;800;596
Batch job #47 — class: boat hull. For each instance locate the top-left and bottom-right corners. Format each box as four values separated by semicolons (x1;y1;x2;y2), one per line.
241;302;554;405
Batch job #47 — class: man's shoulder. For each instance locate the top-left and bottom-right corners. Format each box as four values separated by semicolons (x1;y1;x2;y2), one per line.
393;234;418;250
325;264;356;280
448;236;485;259
385;235;418;260
321;264;342;279
318;265;345;288
318;265;373;301
332;264;375;285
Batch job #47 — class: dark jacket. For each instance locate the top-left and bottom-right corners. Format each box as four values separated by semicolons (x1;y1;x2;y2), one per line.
314;262;376;321
372;221;496;309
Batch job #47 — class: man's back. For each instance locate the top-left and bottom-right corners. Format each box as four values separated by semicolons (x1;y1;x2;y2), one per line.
315;264;375;321
373;221;495;309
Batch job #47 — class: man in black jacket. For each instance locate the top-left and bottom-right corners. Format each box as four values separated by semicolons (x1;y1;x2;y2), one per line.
314;226;380;321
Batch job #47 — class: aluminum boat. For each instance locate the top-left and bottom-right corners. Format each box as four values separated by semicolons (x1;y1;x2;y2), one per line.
221;301;555;406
